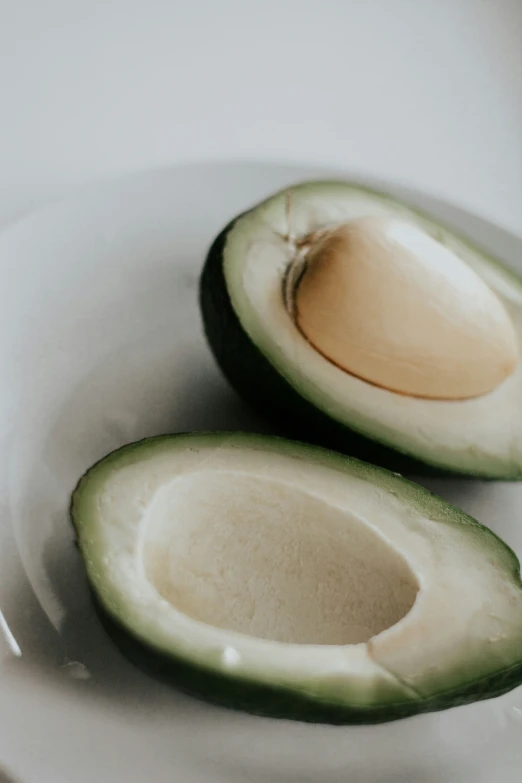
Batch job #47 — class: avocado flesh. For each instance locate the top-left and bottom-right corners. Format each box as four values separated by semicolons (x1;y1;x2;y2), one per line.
200;181;522;478
71;433;522;723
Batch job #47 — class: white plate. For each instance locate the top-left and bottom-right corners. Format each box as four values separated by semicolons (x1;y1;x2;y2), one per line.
0;162;521;783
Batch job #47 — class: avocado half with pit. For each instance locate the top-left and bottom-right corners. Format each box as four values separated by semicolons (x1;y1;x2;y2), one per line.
200;182;522;478
71;432;522;724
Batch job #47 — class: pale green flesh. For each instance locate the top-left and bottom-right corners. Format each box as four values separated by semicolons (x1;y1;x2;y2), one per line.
223;182;522;477
72;433;522;709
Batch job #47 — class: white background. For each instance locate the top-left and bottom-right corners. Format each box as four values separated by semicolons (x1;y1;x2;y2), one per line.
0;0;521;233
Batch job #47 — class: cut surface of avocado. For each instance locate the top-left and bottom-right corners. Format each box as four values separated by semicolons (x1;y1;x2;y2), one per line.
71;433;522;723
200;181;522;478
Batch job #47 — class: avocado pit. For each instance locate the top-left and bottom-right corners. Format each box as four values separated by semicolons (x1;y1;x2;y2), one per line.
292;216;519;400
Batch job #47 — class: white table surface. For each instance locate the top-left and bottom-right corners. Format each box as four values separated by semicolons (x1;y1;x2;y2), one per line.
0;0;521;234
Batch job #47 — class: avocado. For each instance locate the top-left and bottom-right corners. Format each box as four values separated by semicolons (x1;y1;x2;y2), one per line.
200;181;522;478
71;432;522;724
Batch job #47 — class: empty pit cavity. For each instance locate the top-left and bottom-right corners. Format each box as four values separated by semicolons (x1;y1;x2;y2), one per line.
142;471;419;645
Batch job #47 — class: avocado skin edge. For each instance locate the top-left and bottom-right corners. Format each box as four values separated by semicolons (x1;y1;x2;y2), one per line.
94;595;522;724
199;217;466;478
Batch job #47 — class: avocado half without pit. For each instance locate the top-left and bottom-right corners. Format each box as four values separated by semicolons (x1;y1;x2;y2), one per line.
72;433;522;724
200;182;522;478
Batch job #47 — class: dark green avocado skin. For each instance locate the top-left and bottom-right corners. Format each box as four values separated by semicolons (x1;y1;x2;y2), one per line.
96;597;522;725
200;219;453;478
